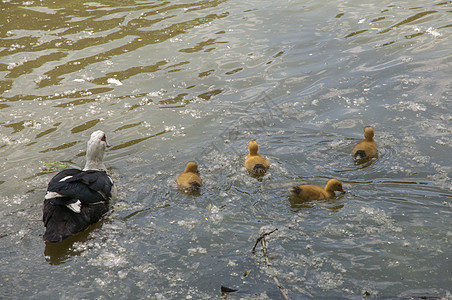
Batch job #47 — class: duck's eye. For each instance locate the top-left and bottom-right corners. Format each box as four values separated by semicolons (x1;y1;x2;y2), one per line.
101;135;107;142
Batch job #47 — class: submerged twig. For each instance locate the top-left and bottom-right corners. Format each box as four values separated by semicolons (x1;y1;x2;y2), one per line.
251;228;278;254
252;228;291;300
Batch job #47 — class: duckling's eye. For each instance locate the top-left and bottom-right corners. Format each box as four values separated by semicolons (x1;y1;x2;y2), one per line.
101;135;106;142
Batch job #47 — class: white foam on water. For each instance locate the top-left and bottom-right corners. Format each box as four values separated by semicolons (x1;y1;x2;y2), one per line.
107;78;123;86
187;247;207;256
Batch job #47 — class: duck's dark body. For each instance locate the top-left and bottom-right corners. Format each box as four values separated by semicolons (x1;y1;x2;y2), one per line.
43;169;113;243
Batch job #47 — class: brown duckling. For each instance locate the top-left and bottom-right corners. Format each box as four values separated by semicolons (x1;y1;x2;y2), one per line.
352;126;377;160
177;161;202;192
245;140;269;175
290;178;345;201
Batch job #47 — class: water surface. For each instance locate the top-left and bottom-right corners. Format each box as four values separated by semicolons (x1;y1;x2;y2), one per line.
0;0;451;298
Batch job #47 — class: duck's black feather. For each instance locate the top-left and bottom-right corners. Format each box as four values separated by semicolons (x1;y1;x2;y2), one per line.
47;168;82;184
43;198;109;243
189;181;201;192
43;169;113;243
48;197;79;208
290;186;302;195
46;169;113;204
353;150;367;160
252;164;267;175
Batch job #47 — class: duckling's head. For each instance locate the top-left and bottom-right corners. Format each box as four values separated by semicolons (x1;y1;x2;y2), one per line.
363;126;375;140
184;161;199;173
248;140;259;155
326;179;345;193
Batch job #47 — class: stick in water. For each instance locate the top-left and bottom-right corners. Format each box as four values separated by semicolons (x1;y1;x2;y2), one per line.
251;228;291;300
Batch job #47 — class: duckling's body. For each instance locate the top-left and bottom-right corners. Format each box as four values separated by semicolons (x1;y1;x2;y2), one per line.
177;161;202;192
352;126;377;160
290;179;345;201
245;140;269;175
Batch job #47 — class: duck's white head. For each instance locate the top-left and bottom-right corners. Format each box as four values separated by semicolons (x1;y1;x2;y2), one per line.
83;130;110;171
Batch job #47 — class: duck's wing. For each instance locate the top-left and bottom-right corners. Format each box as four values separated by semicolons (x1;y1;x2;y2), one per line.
46;169;113;205
70;170;114;199
291;185;325;201
47;168;83;186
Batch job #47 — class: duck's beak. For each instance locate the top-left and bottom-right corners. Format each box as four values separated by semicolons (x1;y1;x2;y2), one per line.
102;135;111;148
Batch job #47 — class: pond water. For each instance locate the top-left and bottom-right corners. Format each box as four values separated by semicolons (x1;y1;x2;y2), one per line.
0;0;451;299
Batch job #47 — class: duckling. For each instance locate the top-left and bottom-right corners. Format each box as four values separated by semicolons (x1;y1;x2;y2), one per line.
177;161;202;192
245;140;270;176
290;178;345;201
352;126;377;160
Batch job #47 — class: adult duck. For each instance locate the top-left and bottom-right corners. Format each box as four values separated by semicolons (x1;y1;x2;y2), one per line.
290;178;345;201
42;130;116;243
352;126;377;161
245;140;269;176
176;161;202;193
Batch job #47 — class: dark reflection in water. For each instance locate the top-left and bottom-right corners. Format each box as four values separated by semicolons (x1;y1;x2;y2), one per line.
110;129;169;150
0;1;228;91
289;193;346;212
44;221;105;265
1;0;228;100
378;10;438;34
